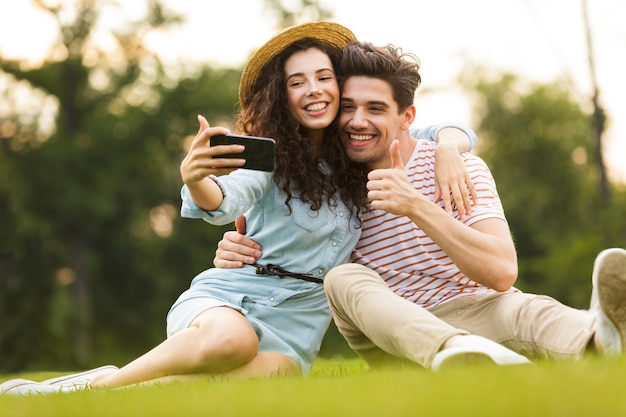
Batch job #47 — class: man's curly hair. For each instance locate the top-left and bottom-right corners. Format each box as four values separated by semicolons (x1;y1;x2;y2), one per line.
235;39;368;221
339;41;421;113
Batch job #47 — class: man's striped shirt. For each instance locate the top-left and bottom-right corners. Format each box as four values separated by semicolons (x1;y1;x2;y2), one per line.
351;140;515;309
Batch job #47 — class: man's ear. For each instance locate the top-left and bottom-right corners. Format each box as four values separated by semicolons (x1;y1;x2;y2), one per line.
401;104;416;129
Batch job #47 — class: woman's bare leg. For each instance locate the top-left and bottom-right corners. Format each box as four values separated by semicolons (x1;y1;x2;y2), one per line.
136;352;301;386
224;351;300;379
92;307;259;389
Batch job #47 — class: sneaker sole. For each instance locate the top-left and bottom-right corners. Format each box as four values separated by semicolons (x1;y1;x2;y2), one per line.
433;351;497;369
41;365;118;386
594;248;626;352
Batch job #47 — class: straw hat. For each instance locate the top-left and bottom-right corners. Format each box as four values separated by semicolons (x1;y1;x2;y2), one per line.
238;21;356;107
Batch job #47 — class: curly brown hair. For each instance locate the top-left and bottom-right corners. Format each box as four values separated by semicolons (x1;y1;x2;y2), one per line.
235;39;368;221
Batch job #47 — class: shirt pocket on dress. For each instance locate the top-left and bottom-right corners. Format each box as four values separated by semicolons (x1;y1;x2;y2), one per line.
290;200;332;233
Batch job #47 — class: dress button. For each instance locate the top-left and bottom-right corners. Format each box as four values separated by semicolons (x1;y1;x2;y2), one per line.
318;269;324;274
269;297;275;302
331;242;337;247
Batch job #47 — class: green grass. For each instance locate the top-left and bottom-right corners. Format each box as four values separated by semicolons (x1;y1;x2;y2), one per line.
2;356;625;417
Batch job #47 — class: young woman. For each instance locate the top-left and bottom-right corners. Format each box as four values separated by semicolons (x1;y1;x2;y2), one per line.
1;22;476;395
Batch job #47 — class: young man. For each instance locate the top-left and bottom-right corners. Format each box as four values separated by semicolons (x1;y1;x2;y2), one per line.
215;41;626;369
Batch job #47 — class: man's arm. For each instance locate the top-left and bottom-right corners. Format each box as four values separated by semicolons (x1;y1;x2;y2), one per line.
213;216;262;268
366;140;517;291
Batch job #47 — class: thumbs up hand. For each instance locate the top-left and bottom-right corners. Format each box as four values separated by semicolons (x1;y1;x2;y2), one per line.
366;140;417;216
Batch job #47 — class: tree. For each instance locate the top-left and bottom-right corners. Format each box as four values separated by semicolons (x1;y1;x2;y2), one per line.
461;70;626;307
582;0;610;206
0;0;239;370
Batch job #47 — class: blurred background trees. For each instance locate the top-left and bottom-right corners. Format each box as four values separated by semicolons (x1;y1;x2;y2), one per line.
461;70;626;308
1;0;624;371
0;0;242;370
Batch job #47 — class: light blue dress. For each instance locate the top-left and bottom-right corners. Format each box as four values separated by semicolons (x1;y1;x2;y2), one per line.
167;163;360;374
166;123;477;374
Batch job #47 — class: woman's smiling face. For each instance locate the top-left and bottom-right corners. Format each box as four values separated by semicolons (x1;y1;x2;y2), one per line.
284;47;340;143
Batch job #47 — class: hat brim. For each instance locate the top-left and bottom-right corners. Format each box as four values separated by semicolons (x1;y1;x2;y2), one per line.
239;21;356;106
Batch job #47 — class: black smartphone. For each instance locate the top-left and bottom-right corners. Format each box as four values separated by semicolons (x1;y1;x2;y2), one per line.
210;134;276;172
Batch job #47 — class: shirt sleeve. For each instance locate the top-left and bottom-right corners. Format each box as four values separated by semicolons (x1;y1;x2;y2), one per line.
409;122;478;151
461;153;507;225
180;170;273;226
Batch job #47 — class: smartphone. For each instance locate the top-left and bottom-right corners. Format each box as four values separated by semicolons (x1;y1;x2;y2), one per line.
210;134;276;172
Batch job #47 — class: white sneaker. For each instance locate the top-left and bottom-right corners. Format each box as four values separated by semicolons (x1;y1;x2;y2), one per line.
1;379;37;394
41;364;118;386
0;365;119;396
1;380;83;396
431;335;531;370
590;248;626;356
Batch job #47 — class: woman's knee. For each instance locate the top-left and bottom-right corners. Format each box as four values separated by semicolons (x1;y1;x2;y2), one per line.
192;308;259;371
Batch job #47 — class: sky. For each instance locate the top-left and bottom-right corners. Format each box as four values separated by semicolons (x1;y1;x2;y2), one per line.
0;0;624;182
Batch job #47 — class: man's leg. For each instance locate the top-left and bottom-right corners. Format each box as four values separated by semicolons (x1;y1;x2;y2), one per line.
324;263;463;368
431;292;595;360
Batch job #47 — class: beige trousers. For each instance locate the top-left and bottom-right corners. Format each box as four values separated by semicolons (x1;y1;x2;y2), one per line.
324;263;595;368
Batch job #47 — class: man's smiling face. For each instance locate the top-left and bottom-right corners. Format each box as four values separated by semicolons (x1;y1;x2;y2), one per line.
339;76;406;170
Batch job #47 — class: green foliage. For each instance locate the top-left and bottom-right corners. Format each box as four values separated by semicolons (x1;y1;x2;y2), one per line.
462;70;626;307
0;1;239;371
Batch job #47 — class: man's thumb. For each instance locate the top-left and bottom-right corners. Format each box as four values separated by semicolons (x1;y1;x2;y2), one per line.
235;215;247;234
389;140;404;169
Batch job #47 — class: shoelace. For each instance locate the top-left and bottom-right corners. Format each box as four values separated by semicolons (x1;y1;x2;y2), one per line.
253;263;323;284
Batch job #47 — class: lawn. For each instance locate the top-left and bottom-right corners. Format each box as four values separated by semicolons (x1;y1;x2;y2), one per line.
2;355;625;417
